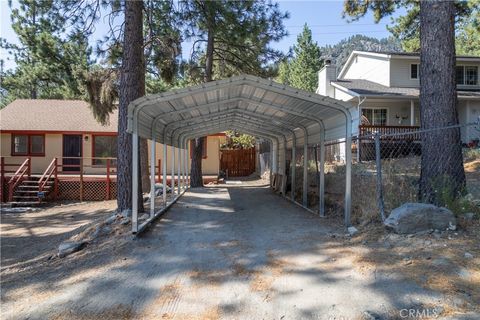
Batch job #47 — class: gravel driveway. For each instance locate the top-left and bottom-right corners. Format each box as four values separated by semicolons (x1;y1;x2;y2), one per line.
1;180;448;320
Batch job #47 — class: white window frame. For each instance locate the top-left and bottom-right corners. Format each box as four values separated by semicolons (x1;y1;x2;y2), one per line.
456;65;479;86
410;63;419;80
465;66;478;86
361;107;389;126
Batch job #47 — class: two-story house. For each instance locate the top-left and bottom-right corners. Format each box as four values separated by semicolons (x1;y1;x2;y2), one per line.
317;51;480;150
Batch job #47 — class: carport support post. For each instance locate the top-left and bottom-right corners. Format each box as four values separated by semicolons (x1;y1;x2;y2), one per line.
171;146;175;196
177;147;181;194
282;140;287;196
319;135;326;217
291;137;296;201
269;141;273;188
163;144;167;206
184;142;189;188
150;138;156;218
345;120;353;226
132;132;139;233
303;142;308;207
179;148;183;190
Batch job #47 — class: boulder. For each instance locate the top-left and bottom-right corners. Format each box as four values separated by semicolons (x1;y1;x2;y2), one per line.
347;226;359;236
58;241;87;258
384;203;456;234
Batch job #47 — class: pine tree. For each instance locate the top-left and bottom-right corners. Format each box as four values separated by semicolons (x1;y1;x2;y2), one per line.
287;24;322;92
343;0;478;52
0;0;90;102
342;0;467;205
180;0;288;186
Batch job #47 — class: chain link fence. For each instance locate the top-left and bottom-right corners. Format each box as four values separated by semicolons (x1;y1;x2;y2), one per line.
258;122;479;224
356;121;480;223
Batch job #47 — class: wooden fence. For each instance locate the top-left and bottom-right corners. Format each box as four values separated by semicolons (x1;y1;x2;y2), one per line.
220;148;256;177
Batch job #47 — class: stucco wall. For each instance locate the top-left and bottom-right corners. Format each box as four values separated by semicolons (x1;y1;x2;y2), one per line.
1;133;63;174
149;135;224;176
1;133;224;175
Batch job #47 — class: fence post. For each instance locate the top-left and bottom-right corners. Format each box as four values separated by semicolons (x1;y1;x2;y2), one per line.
54;158;58;200
27;157;31;177
375;133;386;221
158;159;161;183
106;159;111;200
79;158;84;201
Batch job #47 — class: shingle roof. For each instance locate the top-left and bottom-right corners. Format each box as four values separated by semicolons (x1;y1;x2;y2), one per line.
0;99;118;132
358;50;480;60
332;79;419;97
332;79;480;98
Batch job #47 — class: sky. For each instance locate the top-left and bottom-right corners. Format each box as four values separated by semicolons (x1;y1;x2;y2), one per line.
0;0;404;71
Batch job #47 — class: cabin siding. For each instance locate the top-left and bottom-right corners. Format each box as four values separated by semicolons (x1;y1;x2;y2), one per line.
341;54;390;86
390;58;420;88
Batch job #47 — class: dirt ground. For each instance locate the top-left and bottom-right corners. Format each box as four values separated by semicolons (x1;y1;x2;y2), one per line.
1;179;479;320
1;200;117;268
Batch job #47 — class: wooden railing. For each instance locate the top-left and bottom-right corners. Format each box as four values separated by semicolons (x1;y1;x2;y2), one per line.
1;156;164;202
39;158;58;200
7;158;31;201
359;125;420;140
1;157;30;202
58;157;117;201
57;157;162;201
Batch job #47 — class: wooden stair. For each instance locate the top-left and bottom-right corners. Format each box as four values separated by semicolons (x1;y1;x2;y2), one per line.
7;176;55;207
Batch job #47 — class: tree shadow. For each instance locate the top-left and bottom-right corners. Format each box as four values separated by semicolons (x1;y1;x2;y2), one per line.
1;183;473;319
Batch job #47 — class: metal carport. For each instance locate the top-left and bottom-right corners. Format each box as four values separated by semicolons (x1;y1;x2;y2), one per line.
127;74;353;233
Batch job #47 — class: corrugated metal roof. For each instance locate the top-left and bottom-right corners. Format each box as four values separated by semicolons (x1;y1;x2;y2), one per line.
127;75;352;148
0;99;117;132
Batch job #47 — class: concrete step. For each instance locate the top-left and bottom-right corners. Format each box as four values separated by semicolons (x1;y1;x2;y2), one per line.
4;201;43;207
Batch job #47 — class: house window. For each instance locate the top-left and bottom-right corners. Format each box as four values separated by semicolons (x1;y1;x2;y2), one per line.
190;138;208;159
361;108;387;126
93;135;117;165
410;64;419;79
456;66;478;85
465;66;478;85
456;66;465;85
12;134;45;156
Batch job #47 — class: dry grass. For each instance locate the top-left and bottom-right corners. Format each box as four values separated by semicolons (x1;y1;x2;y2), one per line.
347;221;480;314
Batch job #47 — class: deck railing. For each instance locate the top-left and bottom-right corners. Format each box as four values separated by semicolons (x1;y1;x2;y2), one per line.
359;125;420;140
39;158;58;200
7;158;31;202
0;156;166;202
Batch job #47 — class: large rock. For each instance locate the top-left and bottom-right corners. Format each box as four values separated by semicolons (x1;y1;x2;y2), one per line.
58;241;87;258
384;203;456;234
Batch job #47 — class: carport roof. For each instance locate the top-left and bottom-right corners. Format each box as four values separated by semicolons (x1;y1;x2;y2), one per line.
127;74;352;147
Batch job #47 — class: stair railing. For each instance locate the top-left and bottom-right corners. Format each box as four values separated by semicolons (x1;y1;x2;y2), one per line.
8;158;31;202
39;158;58;200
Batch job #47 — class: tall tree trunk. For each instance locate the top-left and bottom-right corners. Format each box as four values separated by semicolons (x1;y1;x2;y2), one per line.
419;0;466;204
190;137;205;187
140;139;150;192
117;0;145;213
204;27;214;82
190;22;215;187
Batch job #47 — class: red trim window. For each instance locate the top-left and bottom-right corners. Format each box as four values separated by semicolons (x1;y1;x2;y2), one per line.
190;137;208;159
92;135;117;165
11;134;45;156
